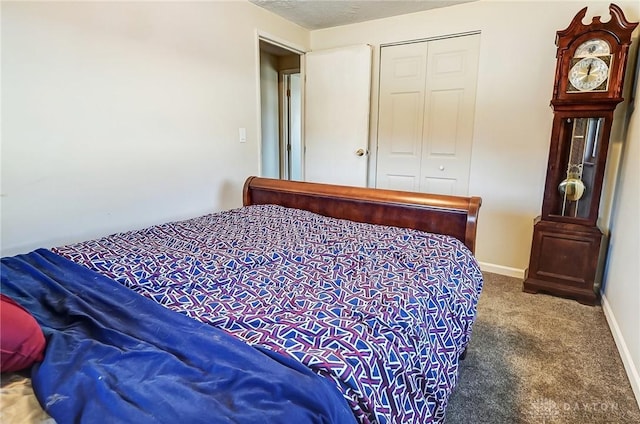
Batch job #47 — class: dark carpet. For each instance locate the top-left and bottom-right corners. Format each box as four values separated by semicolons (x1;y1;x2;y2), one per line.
446;272;640;423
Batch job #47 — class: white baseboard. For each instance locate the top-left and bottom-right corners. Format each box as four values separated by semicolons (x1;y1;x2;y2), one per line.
478;261;525;279
601;294;640;410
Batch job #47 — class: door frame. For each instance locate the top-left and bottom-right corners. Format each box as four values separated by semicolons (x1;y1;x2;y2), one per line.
279;70;302;180
255;31;306;180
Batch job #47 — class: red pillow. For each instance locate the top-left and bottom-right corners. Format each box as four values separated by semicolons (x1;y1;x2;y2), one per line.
1;294;46;372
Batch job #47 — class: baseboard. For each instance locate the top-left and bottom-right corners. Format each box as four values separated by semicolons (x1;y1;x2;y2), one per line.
601;294;640;410
478;261;525;279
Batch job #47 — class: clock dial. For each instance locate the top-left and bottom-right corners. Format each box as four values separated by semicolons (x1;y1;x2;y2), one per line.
568;57;610;92
574;39;610;57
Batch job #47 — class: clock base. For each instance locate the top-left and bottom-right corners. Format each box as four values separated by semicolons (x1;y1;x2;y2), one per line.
523;276;599;306
523;218;606;306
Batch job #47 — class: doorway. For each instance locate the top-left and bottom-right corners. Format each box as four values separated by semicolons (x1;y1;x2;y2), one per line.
258;40;372;187
258;39;302;181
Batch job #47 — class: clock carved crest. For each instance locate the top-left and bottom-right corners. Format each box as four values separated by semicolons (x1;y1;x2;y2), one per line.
523;4;638;305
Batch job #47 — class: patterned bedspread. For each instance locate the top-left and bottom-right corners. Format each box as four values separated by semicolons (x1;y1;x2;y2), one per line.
54;204;483;423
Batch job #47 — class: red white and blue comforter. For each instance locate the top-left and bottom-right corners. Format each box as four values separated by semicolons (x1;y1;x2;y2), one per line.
54;204;484;423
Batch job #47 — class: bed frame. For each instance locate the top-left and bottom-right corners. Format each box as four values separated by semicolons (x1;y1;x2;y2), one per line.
243;176;482;254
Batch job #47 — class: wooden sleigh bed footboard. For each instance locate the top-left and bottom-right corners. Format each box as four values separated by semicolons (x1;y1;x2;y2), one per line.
243;176;482;254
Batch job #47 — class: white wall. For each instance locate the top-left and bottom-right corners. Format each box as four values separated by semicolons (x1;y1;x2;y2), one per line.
602;63;640;405
1;0;308;256
310;0;639;275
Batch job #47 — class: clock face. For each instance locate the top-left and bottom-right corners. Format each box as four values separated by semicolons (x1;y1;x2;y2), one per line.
568;56;610;92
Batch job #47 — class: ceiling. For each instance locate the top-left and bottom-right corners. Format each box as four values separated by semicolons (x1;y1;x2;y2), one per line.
249;0;475;30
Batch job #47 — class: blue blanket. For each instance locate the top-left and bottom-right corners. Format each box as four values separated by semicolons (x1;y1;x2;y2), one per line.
1;249;356;424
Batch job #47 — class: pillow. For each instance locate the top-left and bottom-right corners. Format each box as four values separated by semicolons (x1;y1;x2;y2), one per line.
1;294;46;372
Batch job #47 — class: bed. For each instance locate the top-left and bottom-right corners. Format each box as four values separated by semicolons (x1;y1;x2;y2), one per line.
1;176;483;424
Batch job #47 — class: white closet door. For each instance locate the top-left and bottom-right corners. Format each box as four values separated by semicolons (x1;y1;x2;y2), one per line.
420;35;480;195
375;42;429;192
376;34;480;195
304;45;371;187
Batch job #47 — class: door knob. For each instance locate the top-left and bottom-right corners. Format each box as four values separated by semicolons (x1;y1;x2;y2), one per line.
439;165;445;171
355;148;367;157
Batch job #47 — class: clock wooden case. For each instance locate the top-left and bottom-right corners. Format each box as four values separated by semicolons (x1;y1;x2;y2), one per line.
523;4;638;305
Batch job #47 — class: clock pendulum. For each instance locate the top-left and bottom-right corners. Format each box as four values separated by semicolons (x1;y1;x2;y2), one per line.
523;4;638;305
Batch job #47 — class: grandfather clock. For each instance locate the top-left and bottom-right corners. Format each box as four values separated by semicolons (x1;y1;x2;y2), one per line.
523;4;638;305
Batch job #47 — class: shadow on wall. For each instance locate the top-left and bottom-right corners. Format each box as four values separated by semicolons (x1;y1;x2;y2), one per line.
475;206;538;272
217;178;245;212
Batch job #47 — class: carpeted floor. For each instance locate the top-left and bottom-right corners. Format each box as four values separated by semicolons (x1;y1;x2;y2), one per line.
446;272;640;423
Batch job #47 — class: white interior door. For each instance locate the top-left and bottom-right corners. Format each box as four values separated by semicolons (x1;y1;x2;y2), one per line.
376;34;480;195
304;45;372;187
